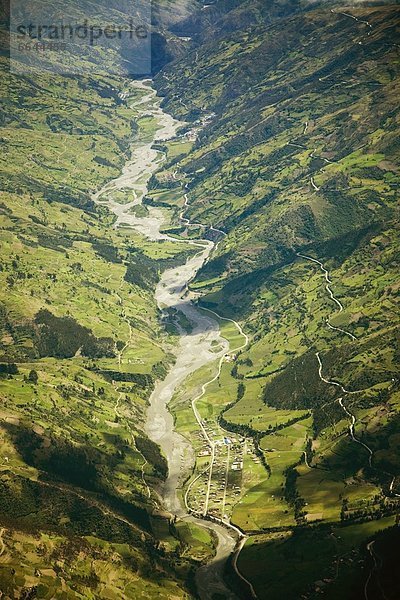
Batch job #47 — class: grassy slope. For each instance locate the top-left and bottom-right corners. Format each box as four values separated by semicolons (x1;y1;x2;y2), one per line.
152;5;400;598
156;6;399;279
0;39;205;600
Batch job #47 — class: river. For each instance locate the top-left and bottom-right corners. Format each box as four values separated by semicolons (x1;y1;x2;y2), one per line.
93;80;241;600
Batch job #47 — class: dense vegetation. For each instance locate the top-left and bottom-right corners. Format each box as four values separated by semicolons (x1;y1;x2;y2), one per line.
151;2;400;597
0;2;212;597
2;0;400;598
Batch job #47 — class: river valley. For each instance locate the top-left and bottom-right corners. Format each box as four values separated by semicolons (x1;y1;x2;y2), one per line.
93;80;244;600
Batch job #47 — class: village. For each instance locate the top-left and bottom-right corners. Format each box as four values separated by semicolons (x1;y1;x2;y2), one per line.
186;419;264;520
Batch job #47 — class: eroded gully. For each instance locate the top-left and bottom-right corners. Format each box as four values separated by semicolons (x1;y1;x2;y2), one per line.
93;80;242;600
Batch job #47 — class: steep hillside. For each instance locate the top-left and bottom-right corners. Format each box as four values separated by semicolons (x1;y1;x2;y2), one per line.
155;6;399;279
170;0;302;39
4;0;202;74
170;0;397;41
150;4;400;598
0;18;206;599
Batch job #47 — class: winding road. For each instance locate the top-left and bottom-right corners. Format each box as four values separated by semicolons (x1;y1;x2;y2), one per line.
0;528;5;559
297;254;400;492
301;251;400;518
297;252;399;598
364;541;377;600
297;254;375;462
296;252;356;340
338;397;373;467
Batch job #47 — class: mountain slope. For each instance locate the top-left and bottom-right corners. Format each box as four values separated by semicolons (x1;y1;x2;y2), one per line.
150;5;400;597
0;16;207;597
155;6;399;280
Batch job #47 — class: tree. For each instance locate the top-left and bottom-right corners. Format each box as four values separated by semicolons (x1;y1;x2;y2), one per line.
28;369;38;384
0;363;19;375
